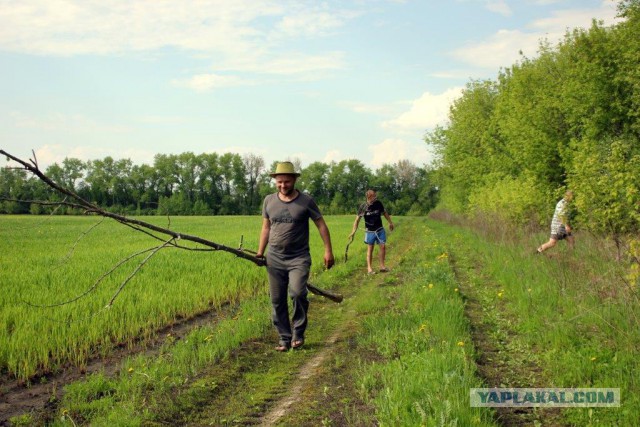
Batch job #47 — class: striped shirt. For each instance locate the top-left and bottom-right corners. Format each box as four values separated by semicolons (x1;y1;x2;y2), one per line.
550;198;567;235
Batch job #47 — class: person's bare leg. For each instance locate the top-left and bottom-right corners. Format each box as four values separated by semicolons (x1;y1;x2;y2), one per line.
566;235;575;250
379;243;387;270
367;245;375;273
538;238;557;253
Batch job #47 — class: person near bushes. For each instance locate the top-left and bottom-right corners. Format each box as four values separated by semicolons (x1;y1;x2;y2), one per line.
256;161;334;352
348;189;394;274
537;190;575;253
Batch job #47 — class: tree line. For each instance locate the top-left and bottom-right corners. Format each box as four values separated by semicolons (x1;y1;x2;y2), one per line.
0;152;438;216
426;0;640;254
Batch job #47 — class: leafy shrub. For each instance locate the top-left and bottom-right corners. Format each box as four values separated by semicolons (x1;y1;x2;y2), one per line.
468;175;544;226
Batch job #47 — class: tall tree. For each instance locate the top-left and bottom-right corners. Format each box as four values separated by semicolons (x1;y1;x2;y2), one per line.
299;161;331;207
243;153;265;214
326;159;372;214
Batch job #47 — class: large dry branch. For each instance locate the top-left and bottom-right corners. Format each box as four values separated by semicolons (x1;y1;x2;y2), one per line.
2;149;343;303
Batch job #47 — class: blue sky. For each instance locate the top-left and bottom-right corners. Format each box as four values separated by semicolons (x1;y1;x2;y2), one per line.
0;0;621;171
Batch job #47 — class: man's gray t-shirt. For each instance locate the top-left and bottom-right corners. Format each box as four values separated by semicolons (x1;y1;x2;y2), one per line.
262;192;323;260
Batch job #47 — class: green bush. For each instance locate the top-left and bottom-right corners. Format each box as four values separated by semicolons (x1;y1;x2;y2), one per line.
468;175;544;225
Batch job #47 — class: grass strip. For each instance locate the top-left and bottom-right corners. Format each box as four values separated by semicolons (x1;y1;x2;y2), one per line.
353;218;496;426
428;218;639;426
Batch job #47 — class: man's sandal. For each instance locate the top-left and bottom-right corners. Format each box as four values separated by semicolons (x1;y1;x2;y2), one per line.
292;339;304;349
275;343;290;352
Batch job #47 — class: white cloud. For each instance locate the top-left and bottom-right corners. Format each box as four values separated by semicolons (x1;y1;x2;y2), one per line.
368;139;434;168
530;0;563;5
382;87;463;132
528;2;620;32
219;51;346;77
274;9;348;38
0;1;281;56
323;149;345;164
262;52;345;76
452;1;622;70
172;73;252;92
453;29;539;69
485;0;512;17
31;144;155;167
0;1;350;82
0;1;351;91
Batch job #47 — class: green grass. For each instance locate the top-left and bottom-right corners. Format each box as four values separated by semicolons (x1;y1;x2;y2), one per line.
53;297;274;425
5;214;636;426
22;216;492;426
427;217;640;426
354;220;495;426
0;215;360;381
38;215;368;426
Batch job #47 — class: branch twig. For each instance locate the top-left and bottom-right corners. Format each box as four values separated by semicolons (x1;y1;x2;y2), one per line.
22;245;165;308
107;238;175;306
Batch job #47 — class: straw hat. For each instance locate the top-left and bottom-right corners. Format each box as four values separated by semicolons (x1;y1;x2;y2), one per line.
269;161;300;177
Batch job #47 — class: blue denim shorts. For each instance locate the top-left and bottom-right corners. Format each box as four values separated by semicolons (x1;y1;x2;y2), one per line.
364;228;387;245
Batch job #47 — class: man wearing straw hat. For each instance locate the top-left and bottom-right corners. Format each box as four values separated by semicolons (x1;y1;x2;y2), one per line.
256;161;335;352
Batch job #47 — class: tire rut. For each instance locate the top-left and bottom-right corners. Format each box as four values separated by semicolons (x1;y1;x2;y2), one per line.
0;302;236;425
254;223;414;426
258;328;344;426
447;249;567;427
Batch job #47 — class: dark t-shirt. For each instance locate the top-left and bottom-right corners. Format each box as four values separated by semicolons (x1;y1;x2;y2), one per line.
358;200;386;231
262;191;323;259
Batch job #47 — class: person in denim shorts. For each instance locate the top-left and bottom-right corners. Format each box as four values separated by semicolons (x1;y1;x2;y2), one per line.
348;189;394;274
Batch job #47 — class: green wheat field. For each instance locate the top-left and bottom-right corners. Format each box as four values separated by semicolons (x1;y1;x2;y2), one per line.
1;215;638;426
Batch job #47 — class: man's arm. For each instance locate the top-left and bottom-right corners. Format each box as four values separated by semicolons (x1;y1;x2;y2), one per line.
384;211;394;231
561;212;571;233
348;215;361;239
256;218;270;258
313;217;335;269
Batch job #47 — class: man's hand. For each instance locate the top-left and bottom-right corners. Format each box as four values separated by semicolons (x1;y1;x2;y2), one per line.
324;252;335;269
255;253;267;267
389;223;395;232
